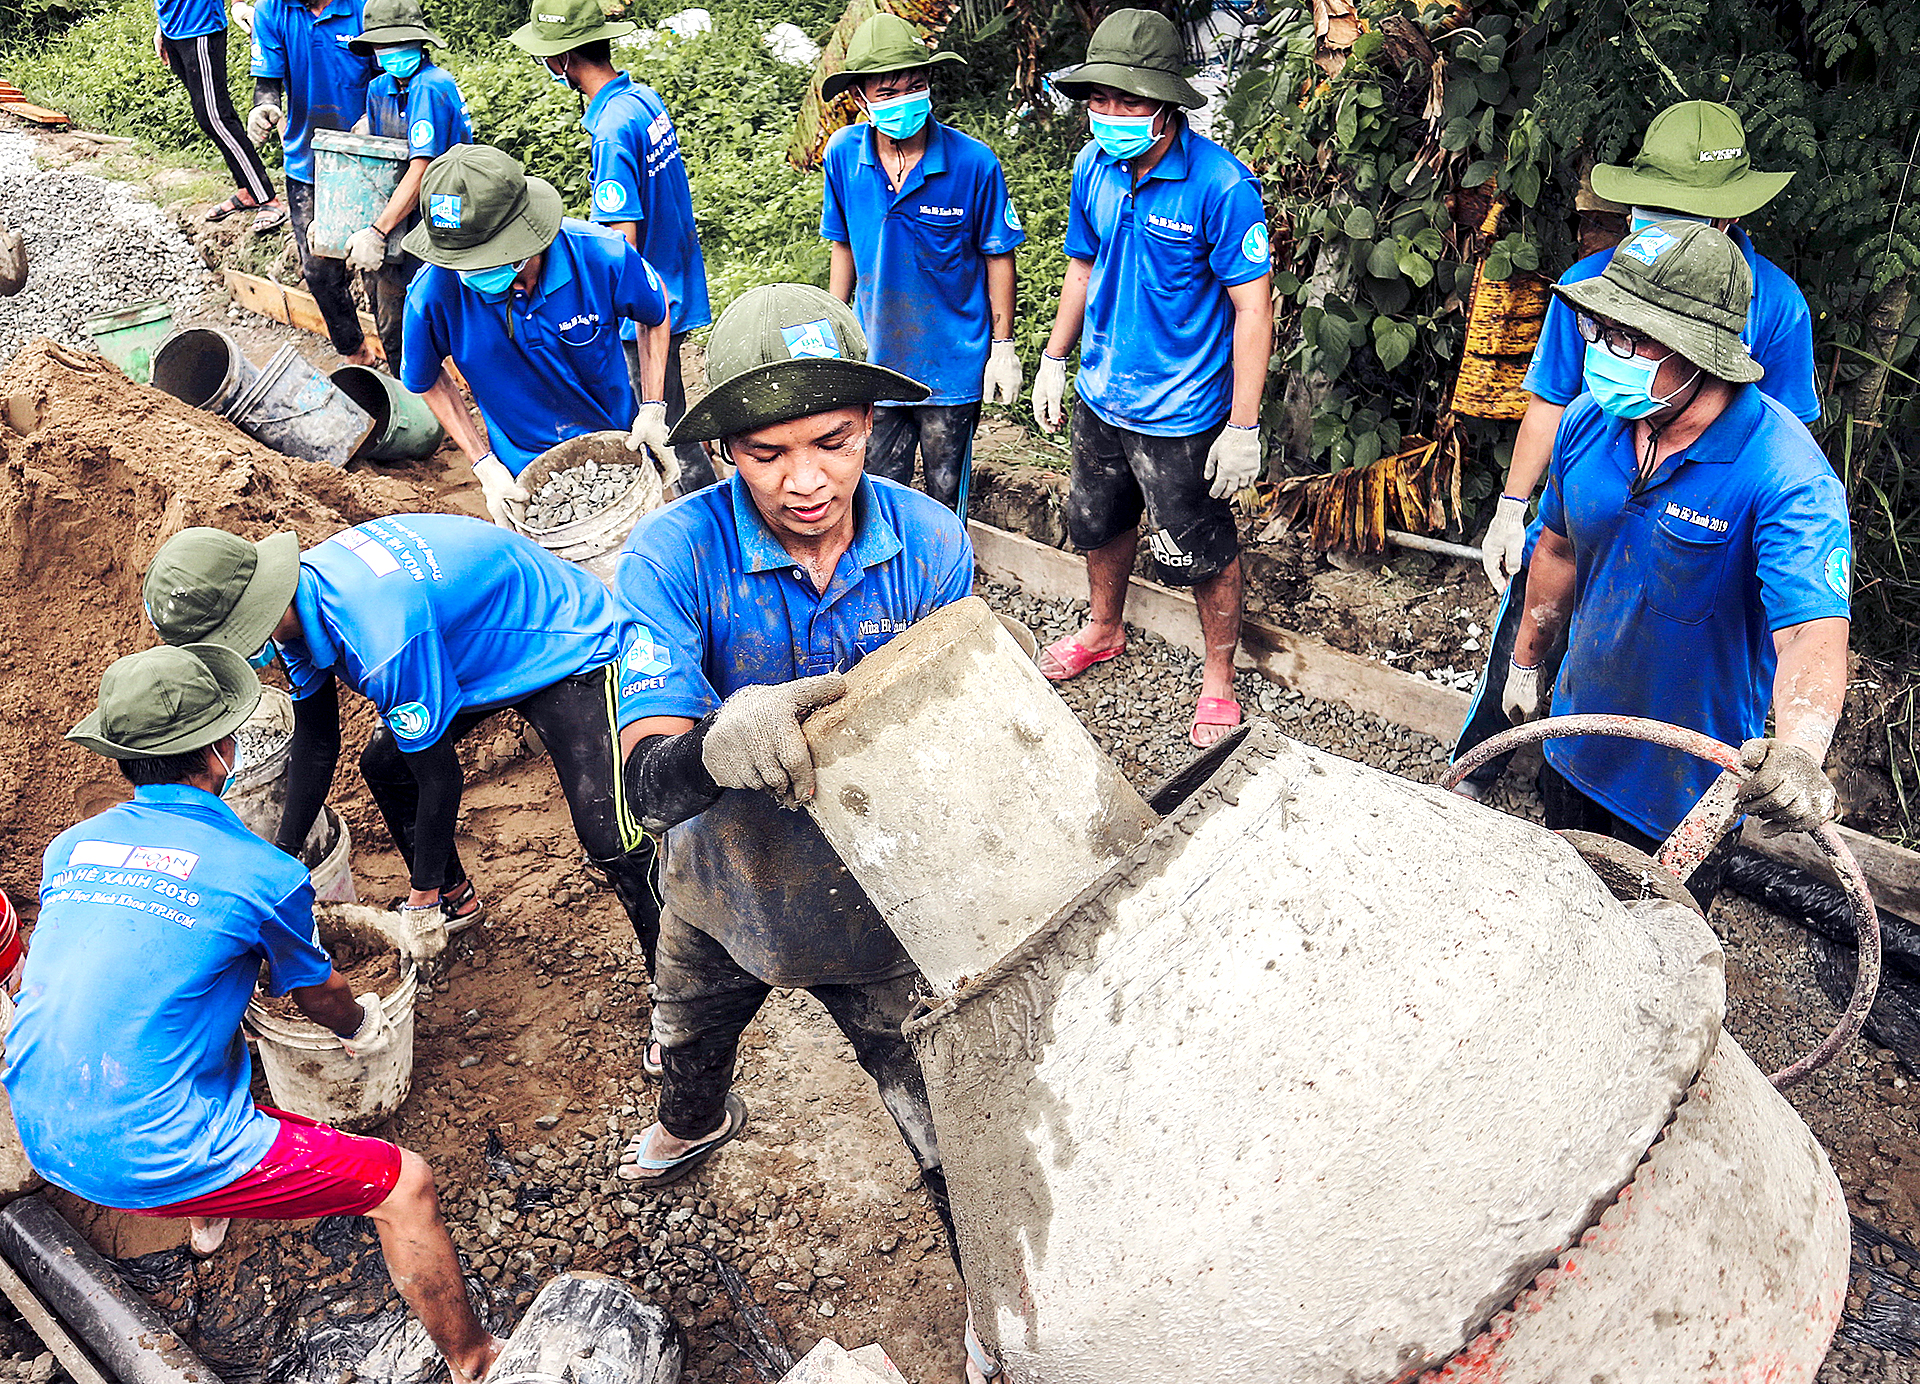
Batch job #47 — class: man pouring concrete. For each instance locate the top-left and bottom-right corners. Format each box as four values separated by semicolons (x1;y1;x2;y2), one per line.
3;644;501;1384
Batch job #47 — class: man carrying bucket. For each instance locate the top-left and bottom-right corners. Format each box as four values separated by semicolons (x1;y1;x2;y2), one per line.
397;144;676;529
2;644;502;1384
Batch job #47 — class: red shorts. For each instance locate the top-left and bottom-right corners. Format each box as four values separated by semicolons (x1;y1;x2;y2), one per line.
125;1107;403;1221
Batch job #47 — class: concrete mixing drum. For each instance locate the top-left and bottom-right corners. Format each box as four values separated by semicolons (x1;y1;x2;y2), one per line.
802;598;1867;1383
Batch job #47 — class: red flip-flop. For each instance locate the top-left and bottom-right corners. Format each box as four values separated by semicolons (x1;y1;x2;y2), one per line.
1189;695;1243;748
1037;632;1126;682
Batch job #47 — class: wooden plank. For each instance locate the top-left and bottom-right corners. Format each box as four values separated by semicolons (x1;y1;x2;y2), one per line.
1742;821;1920;924
224;270;415;372
1;102;70;128
0;1247;113;1384
224;268;288;322
0;84;26;102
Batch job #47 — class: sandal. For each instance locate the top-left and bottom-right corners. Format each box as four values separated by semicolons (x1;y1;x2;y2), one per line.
642;1038;664;1082
205;193;256;222
1036;632;1126;683
188;1217;229;1257
440;879;483;934
250;202;287;233
1189;695;1243;749
616;1093;747;1188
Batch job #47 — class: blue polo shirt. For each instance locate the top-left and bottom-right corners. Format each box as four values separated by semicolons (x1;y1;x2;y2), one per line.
279;514;642;748
1064;125;1271;437
366;62;472;163
582;72;711;338
1538;387;1851;837
249;0;372;184
1524;227;1819;424
615;474;973;986
401;220;669;476
156;0;225;42
3;786;332;1209
820;120;1026;406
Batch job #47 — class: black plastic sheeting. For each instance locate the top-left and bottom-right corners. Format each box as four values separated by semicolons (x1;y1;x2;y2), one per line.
1840;1216;1920;1357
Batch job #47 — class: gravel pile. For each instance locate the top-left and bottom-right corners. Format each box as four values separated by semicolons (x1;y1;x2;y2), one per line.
525;461;632;530
0;132;213;362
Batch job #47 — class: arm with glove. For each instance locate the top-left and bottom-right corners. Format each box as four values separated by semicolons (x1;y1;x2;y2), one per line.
625;315;676;476
1478;399;1565;591
247;79;284;147
981;253;1022;405
1739;616;1850;836
1505;526;1575;724
346;156;432;273
1032;258;1091;434
1203;273;1276;500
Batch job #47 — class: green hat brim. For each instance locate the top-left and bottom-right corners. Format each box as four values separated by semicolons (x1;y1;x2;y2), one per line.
1554;275;1765;385
667;360;930;445
1588;163;1794;221
68;644;263;760
187;530;301;655
508;16;636;57
1052;61;1205;110
348;24;447;54
821;50;965;101
401;175;565;270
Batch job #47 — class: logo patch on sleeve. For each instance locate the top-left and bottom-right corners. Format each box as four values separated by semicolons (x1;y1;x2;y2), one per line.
428;193;462;228
594;181;627;213
1004;202;1022;232
1825;547;1852;599
623;628;671;677
388;702;433;740
1241;222;1271;264
410;118;434;148
781;319;842;360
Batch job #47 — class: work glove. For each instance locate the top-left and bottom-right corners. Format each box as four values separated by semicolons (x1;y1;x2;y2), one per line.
982;339;1023;406
230;1;254;33
350;114;370;136
701;673;849;809
1204;423;1263;500
1480;494;1529;592
340;993;395;1059
153;24;165;63
345;226;387;273
473;452;530;529
625;400;675;476
1503;660;1546;725
1738;738;1839;837
246;103;284;147
1031;352;1067;434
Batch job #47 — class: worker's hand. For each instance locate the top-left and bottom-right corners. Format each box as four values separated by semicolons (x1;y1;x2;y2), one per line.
473;452;530;529
230;1;255;34
1480;494;1529;592
625;400;675;475
350;114;370;136
345;226;387;273
1204;423;1262;500
1503;660;1546;725
246;103;284;147
702;674;849;809
1738;738;1838;837
153;25;165;64
339;993;395;1059
982;339;1023;406
1031;352;1067;434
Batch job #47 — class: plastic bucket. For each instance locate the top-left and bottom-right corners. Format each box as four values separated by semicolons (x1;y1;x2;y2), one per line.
303;806;358;905
244;907;417;1132
509;431;679;588
225;686;295;841
85;299;174;384
310;129;408;264
151;327;257;414
226;344;374;468
330;364;445;462
0;892;21;994
0;994;43;1200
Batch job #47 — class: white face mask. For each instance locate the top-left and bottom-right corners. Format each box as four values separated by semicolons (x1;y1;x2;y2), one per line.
210;743;238;797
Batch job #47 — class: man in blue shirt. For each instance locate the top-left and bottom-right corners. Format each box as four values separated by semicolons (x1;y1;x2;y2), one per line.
396;144;674;526
153;0;281;229
817;14;1026;514
1455;102;1819;797
1504;222;1850;906
341;0;473;373
248;0;378;365
511;0;716;491
141;514;666;970
1031;10;1274;749
7;644;500;1384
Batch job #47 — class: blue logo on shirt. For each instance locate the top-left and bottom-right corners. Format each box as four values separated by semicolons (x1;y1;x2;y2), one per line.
624;629;671;677
1825;547;1852;598
429;194;462;228
781;319;842;361
1004;202;1021;232
410;118;434;148
594;181;627;213
1241;222;1271;264
389;702;433;740
1622;225;1676;266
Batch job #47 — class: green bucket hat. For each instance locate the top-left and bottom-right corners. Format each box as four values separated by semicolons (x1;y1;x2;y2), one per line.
1555;220;1764;384
1052;9;1205;110
821;14;965;101
68;643;262;760
667;284;929;445
1590;101;1794;221
400;144;565;270
144;527;301;655
508;0;635;58
348;0;446;54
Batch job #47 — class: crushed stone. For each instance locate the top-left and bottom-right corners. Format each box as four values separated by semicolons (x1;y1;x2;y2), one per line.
524;460;631;530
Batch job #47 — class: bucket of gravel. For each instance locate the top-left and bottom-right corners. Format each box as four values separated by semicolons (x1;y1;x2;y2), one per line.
226;344;374;468
512;431;679;588
152;327;257;414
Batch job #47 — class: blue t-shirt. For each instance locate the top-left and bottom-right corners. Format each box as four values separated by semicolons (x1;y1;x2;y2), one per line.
581;73;711;339
614;475;973;986
279;514;644;747
1538;387;1852;837
401;220;670;476
249;0;372;184
1064;126;1271;437
156;0;225;42
820;120;1026;406
3;786;332;1209
1524;227;1819;424
366;63;472;261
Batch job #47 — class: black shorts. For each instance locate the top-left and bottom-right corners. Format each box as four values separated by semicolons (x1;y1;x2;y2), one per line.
1065;400;1238;586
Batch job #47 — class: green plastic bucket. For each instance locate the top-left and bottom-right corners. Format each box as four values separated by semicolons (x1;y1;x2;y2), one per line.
310;129;409;263
330;364;446;462
86;299;174;384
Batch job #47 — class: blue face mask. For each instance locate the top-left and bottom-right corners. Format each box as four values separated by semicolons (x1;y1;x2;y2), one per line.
459;260;523;299
1089;111;1159;160
376;46;423;81
1582;341;1700;420
246;640;278;670
1629;206;1712;235
546;56;571;87
865;90;931;141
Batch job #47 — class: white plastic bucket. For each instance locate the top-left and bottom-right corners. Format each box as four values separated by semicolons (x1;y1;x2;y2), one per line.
510;431;678;588
302;806;357;904
225;687;295;841
0;996;42;1201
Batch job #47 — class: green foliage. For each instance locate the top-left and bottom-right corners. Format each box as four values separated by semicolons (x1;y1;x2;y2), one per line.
0;0;102;47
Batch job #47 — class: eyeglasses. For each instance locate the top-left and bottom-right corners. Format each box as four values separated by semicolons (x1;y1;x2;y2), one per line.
1575;311;1663;361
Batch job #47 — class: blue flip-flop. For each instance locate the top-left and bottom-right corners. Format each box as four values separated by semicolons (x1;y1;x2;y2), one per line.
617;1093;747;1188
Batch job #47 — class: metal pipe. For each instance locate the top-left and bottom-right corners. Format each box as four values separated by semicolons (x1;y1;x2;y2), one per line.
1385;529;1483;562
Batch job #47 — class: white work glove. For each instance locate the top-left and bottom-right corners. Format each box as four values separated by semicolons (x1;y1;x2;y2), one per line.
1031;351;1067;433
701;674;849;809
1204;423;1262;500
231;1;255;34
1503;660;1546;725
153;25;165;63
340;993;395;1059
982;339;1023;406
350;114;370;136
1480;494;1529;592
345;226;387;272
247;103;284;146
1738;738;1839;837
625;400;675;475
473;452;530;528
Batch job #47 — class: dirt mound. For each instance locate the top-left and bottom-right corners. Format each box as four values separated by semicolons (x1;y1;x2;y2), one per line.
0;338;423;903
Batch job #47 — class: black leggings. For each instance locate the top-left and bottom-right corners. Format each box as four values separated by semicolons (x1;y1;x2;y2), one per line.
286;178;366;357
161;29;273;206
